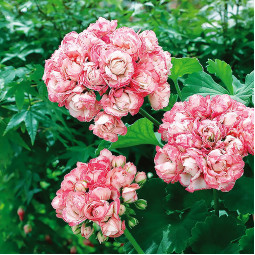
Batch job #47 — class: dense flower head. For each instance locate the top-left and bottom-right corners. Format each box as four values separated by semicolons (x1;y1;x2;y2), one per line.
155;95;254;192
52;149;147;242
43;17;172;142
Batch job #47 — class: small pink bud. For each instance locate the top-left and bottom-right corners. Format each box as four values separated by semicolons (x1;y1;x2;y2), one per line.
70;246;77;254
119;204;126;216
24;224;32;234
135;199;147;210
71;225;81;235
135;172;147;185
128;217;138;228
83;239;94;247
17;207;25;221
75;181;87;192
81;223;94;239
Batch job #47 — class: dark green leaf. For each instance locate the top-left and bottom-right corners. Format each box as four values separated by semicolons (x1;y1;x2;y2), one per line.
15;85;25;110
4;110;27;135
239;228;254;254
190;215;245;254
221;177;254;214
24;111;39;145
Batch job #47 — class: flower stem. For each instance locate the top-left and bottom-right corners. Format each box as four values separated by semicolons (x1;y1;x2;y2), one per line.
124;228;144;254
139;108;161;128
173;79;182;101
213;189;219;216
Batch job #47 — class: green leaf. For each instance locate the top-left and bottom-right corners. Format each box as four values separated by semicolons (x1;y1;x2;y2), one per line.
207;59;233;94
122;179;170;253
15;85;25;110
168;200;209;253
220;177;254;214
110;118;160;149
24;110;39;145
4;110;27;135
8;132;30;150
190;215;246;254
170;57;203;82
182;71;229;100
239;228;254;254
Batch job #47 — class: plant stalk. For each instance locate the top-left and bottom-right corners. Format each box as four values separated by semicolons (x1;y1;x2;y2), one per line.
173;79;182;101
213;189;219;216
124;228;145;254
139;108;161;128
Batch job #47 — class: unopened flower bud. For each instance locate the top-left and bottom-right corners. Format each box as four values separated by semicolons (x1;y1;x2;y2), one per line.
135;172;147;185
119;204;126;216
17;207;25;221
71;225;81;235
70;246;77;254
81;223;94;239
128;217;138;228
135;199;147;210
112;155;126;167
97;232;108;243
24;224;32;234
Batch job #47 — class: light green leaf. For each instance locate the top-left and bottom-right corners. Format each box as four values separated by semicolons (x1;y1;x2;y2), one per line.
190;215;245;254
4;110;27;135
24;110;39;145
207;59;233;94
182;71;228;100
110;118;160;149
170;57;203;82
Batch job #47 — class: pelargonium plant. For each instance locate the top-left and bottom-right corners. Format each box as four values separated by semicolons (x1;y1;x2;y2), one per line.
42;17;172;142
155;94;254;192
51;149;147;243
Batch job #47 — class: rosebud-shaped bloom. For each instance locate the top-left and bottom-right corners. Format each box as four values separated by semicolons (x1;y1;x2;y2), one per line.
112;155;126;168
87;17;117;41
174;133;202;151
210;94;233;118
135;199;147;210
81;223;94;239
84;200;110;222
139;30;159;53
122;183;140;203
75;181;88;192
238;109;254;155
131;70;157;96
62;191;87;226
195;119;223;149
89;112;127;142
179;148;209;192
97;232;108;243
24;224;32;234
90;187;112;201
185;95;211;119
100;49;134;88
149;82;170;110
80;62;106;92
61;58;83;81
154;145;183;184
100;216;125;238
17;207;25;221
110;27;142;60
135;172;147;185
101;88;144;117
205;149;244;191
106;164;136;190
66;88;101;122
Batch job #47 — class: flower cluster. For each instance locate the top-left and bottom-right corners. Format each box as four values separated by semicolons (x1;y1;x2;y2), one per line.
51;149;147;242
43;17;172;142
155;94;254;192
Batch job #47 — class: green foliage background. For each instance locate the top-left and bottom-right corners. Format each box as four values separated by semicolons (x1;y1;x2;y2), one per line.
0;0;254;254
